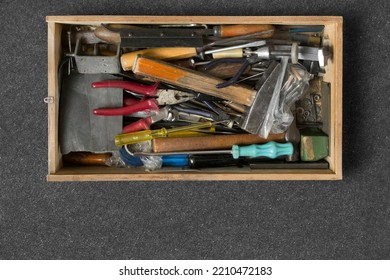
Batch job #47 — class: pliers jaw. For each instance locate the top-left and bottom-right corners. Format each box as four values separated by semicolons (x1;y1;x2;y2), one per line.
155;90;196;105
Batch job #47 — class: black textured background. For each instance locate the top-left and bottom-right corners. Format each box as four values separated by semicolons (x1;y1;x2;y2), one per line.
0;0;389;259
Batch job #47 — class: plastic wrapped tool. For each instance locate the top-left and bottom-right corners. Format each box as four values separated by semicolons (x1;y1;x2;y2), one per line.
271;63;311;133
258;56;289;138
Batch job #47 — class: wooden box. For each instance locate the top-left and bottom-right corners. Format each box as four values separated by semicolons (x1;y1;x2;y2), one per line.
46;16;343;181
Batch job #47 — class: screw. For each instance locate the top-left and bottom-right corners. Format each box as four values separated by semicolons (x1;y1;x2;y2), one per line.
313;94;321;102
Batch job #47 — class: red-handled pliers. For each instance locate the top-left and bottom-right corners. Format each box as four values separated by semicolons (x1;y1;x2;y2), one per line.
122;106;172;133
92;80;195;116
91;80;194;133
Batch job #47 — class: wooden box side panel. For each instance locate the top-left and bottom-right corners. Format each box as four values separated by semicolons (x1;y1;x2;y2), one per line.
46;15;342;25
47;166;338;181
47;22;63;174
322;19;343;179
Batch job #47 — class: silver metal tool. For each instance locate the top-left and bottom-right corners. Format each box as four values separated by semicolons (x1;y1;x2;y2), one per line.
66;38;121;74
154;90;195;106
245;44;330;66
204;40;267;55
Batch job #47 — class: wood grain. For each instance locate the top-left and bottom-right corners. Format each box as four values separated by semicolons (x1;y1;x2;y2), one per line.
152;133;286;153
133;56;256;106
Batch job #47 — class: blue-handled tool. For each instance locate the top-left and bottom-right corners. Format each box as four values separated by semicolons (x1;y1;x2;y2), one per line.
161;155;189;167
119;146;188;167
133;141;294;159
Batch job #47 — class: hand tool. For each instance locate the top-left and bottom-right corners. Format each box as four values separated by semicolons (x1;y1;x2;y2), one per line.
273;31;322;46
62;150;129;168
91;80;196;116
187;155;329;169
238;60;282;135
202;30;274;49
95;24;274;48
207;43;329;68
195;60;254;79
244;44;329;67
249;160;329;169
204;40;267;58
151;123;299;152
119;40;268;70
121;146;189;167
114;121;216;146
62;150;189;168
63;151;113;166
257;56;289;138
272;63;311;134
132;56;256;106
121;106;172;133
202;57;264;88
277;26;324;33
134;141;294;160
66;38;121;74
172;104;218;121
300;127;329;161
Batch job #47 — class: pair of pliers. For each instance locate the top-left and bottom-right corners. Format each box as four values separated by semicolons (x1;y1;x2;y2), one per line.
92;80;195;116
91;80;195;133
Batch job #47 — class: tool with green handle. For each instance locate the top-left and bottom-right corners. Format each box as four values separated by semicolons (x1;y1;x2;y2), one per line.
133;141;293;159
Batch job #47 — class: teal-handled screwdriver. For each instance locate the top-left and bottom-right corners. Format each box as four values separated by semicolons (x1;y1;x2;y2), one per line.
133;141;293;159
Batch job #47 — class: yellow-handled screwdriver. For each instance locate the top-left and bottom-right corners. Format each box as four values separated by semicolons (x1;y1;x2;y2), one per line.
115;121;215;146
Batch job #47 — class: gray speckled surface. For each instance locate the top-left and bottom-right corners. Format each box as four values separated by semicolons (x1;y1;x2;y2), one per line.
0;0;389;259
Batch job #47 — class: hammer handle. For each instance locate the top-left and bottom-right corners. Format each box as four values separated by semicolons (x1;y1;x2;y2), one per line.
152;133;286;153
132;56;255;106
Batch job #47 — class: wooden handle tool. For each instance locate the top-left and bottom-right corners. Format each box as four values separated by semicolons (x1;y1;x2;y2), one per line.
63;152;112;166
217;24;274;38
152;133;286;153
121;47;198;70
132;56;256;106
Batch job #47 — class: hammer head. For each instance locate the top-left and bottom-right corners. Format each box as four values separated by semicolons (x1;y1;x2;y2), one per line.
238;61;281;135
